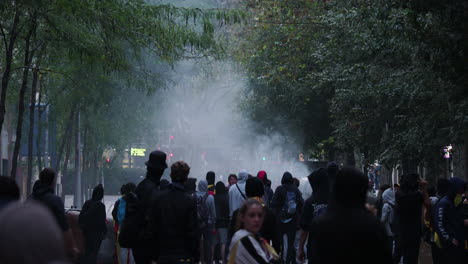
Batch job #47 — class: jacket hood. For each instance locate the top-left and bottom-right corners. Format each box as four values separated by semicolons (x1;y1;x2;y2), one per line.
32;180;53;198
257;171;267;182
307;168;330;204
331;167;368;209
382;189;395;205
281;172;293;185
91;184;104;200
215;181;228;194
237;170;248;184
198;180;208;193
206;171;215;185
447;177;465;198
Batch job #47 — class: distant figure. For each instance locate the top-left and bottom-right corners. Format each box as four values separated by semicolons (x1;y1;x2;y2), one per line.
185;177;197;195
79;184;107;264
149;161;198;264
207;171;216;195
381;189;396;258
0;202;70;264
228;199;280;263
229;170;248;217
214;181;230;264
197;180;217;263
112;182;136;264
228;174;237;189
308;167;392;264
257;171;273;208
0;176;20;211
31;168;78;259
271;172;304;264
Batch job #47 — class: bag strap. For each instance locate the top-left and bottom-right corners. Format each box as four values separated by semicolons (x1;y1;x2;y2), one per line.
236;184;247;200
202;192;209;203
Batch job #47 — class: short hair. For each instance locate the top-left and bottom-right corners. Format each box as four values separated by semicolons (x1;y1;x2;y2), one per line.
228;174;237;182
0;176;20;200
170;161;190;183
39;168;56;186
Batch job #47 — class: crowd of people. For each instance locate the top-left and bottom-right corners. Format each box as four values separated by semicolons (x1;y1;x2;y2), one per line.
0;149;467;264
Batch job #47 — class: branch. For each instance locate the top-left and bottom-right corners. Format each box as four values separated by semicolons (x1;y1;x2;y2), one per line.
0;23;8;51
254;19;331;28
11;66;72;80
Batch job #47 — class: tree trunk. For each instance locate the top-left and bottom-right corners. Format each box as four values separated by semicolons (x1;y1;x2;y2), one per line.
56;106;76;171
73;111;82;208
11;24;35;185
61;114;74;200
27;68;39;193
0;8;21;139
36;80;44;171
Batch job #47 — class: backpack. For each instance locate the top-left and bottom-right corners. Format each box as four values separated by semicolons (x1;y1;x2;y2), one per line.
196;193;210;230
117;197;127;225
282;191;298;220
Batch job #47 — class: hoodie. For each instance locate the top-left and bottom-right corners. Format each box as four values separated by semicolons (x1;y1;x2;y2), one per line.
80;184;107;235
381;189;395;237
271;172;304;223
433;176;465;247
229;170;248;217
30;180;69;231
196;180;216;226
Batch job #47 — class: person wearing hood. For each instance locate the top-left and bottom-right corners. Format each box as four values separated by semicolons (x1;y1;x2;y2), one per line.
271;171;304;264
229;170;248;217
381;189;396;257
79;184;107;264
257;171;273;208
197;180;217;264
308;167;391;264
207;171;216;195
0;201;71;264
433;176;465;264
214;181;230;264
31;168;78;260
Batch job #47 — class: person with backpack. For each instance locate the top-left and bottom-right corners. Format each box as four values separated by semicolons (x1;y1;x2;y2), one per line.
214;181;230;264
229;170;248;217
298;168;330;263
119;150;167;264
381;189;396;259
112;183;136;264
272;171;304;264
197;180;217;263
79;184;107;264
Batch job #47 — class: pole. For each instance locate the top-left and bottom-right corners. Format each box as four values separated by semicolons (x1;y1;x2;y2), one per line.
73;111;82;208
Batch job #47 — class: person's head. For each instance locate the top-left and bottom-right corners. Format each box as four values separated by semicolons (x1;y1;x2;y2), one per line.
447;176;465;199
245;177;265;198
281;171;293;185
293;178;300;188
91;184;104;201
308;168;330;204
235;199;264;234
170;161;190;183
256;171;267;184
436;178;449;197
39;168;57;187
228;174;237;186
393;183;400;192
399;173;420;193
0;176;20;202
332;167;368;209
184;178;197;193
206;171;215;186
382;189;395;205
215;181;228;194
126;182;136;193
237;170;248;183
198;180;208;193
145;150;168;181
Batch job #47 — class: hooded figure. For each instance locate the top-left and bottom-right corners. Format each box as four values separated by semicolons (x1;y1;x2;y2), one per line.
381;189;396;237
206;171;216;195
196;180;217;264
80;184;107;264
308;167;391;264
433;176;465;263
228;170;248;217
0;202;70;264
257;170;273;208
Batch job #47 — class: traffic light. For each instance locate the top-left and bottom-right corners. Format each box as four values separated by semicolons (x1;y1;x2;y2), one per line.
262;156;266;161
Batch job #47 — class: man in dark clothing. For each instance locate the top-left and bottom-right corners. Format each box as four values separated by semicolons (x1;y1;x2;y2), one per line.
31;168;78;260
228;177;281;254
395;173;430;264
79;184;107;264
308;167;392;264
149;161;198;264
433;176;465;264
132;150;167;264
0;176;20;211
207;171;216;195
257;170;273;208
298;168;330;262
271;171;304;264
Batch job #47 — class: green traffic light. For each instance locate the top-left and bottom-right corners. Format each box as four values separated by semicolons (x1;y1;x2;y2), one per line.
262;157;266;161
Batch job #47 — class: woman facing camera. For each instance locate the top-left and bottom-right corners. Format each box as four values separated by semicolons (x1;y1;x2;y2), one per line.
228;199;280;264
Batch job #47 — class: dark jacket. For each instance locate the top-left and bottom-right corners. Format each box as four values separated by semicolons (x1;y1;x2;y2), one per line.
149;182;199;259
433;177;465;248
264;186;274;208
30;181;69;231
271;172;304;223
80;185;107;237
395;190;424;240
214;183;230;228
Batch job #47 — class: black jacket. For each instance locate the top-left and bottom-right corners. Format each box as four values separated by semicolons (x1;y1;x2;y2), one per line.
214;192;229;228
30;181;69;231
80;199;107;236
149;182;199;259
271;173;304;223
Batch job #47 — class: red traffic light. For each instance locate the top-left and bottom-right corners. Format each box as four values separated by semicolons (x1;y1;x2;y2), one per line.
169;136;174;140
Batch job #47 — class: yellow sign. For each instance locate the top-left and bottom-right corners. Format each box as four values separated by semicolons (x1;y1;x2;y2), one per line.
131;148;146;157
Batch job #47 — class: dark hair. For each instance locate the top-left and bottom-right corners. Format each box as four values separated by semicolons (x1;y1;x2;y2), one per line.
235;199;264;232
246;177;264;198
215;181;228;194
91;184;104;200
170;161;190;183
332;167;368;208
228;174;237;182
126;182;136;193
400;173;420;192
427;185;436;197
206;171;215;185
436;178;449;197
39;168;56;186
0;176;20;200
184;178;197;193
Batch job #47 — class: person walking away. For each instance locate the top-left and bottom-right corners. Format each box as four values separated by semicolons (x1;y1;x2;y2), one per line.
112;183;136;264
298;168;330;263
271;171;304;264
31;168;79;260
197;180;217;263
149;161;199;264
433;176;465;264
229;171;248;217
381;189;396;260
0;176;20;211
257;171;273;208
79;184;107;264
395;173;431;264
207;171;216;195
376;184;392;218
228;199;280;264
308;167;392;264
215;181;230;264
